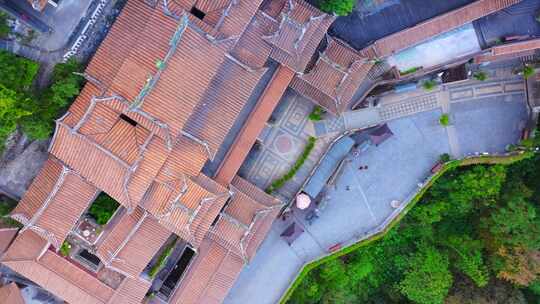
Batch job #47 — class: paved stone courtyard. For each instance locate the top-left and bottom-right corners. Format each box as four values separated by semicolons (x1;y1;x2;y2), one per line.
238;89;334;202
240;64;527;204
228;67;529;304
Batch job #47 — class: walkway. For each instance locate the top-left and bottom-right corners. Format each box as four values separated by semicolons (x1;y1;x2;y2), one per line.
226;75;528;304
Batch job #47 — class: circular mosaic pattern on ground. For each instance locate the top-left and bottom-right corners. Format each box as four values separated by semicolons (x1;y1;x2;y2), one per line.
274;134;293;154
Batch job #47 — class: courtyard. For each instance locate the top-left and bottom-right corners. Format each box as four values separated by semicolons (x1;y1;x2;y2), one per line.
226;72;528;304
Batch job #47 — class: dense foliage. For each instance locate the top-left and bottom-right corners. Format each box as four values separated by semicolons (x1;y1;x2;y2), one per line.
0;12;10;39
88;193;120;225
289;155;540;304
318;0;355;16
0;196;21;228
21;58;85;139
474;71;488;81
60;241;71;257
0;51;84;148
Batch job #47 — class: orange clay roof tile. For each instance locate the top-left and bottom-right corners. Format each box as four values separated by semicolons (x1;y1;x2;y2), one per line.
0;283;25;304
170;237;244;304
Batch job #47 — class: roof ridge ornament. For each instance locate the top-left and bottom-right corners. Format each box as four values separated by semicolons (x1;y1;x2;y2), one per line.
131;13;190;110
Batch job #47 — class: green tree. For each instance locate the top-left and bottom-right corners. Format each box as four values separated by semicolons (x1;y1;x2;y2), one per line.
318;0;355;16
0;50;39;92
88;193;120;225
0;85;31;142
446;235;489;287
483;183;540;250
399;245;453;304
21;58;84;139
0;12;10;39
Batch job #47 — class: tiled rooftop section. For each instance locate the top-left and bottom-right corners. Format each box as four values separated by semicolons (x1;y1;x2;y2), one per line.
138;21;236;138
11;157;98;249
11;157;64;223
206;176;282;262
142;174;229;248
170;237;244;304
85;0;154;89
184;57;267;155
291;36;374;114
108;214;171;277
264;0;335;72
0;283;24;304
0;228;17;256
231;11;277;68
107;277;151;304
475;49;536;64
372;0;523;57
2;230;114;304
155;136;208;180
3;0;339;303
108;8;177;102
215;65;295;185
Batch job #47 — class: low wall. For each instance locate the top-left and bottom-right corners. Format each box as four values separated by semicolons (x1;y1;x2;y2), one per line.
279;151;534;303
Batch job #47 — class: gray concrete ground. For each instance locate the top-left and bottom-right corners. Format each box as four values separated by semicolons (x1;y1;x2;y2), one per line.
6;0;93;51
38;0;93;51
227;74;529;304
0;130;50;199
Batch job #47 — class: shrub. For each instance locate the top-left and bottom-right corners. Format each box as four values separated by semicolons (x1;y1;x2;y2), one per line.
400;66;422;76
473;71;488;81
439;114;450;127
266;136;317;194
0;50;39;93
309;106;325;121
0;197;21;228
439;153;451;163
88;193;120;225
318;0;355;16
522;65;535;79
149;240;177;278
422;79;437;91
60;241;71;257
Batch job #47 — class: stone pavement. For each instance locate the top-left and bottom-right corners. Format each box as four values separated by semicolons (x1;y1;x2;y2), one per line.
226;94;528;304
229;72;529;304
238;89;333;202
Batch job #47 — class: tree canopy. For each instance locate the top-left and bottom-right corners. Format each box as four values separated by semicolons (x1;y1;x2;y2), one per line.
318;0;355;16
289;156;540;304
0;51;84;148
